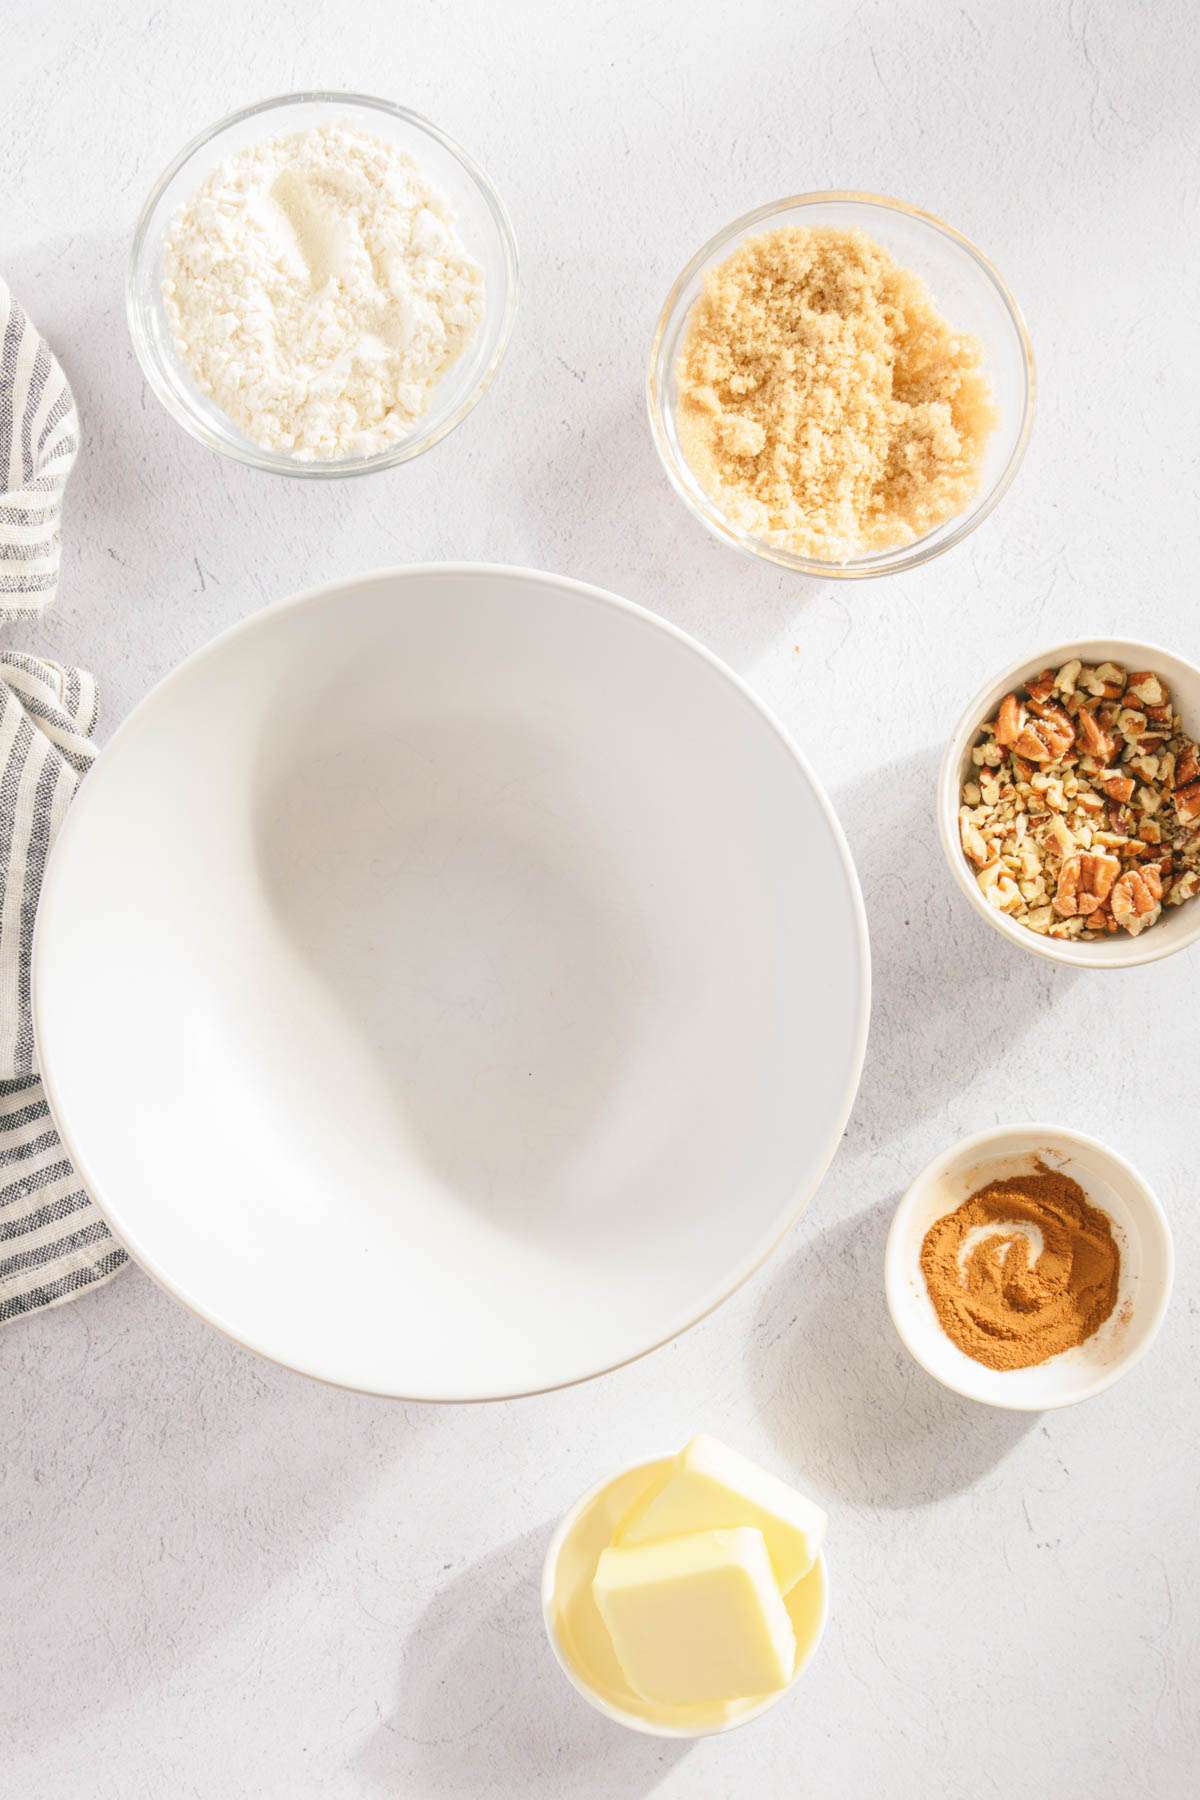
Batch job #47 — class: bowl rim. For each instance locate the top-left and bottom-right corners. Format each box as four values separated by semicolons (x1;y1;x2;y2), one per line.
647;188;1036;579
32;562;872;1403
127;90;520;479
541;1453;830;1738
937;636;1200;968
884;1122;1175;1410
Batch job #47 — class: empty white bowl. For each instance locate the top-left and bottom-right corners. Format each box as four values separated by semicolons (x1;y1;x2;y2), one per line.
885;1125;1173;1409
542;1455;828;1737
34;565;869;1399
938;637;1200;968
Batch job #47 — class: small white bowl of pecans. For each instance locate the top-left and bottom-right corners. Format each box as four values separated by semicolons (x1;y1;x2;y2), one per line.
939;639;1200;967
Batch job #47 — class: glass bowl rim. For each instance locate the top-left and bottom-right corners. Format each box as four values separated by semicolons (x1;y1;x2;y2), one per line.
646;189;1036;578
127;89;520;479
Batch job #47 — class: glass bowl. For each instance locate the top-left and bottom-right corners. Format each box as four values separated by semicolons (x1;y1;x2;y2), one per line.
128;92;519;478
647;192;1034;577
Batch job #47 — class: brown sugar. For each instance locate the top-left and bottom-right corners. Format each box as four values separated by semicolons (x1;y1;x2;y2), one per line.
676;226;996;561
919;1166;1120;1371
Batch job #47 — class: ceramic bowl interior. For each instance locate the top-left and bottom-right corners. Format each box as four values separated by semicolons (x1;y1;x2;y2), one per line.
938;638;1200;968
34;566;869;1399
648;191;1034;577
128;92;518;476
542;1455;828;1738
885;1125;1173;1409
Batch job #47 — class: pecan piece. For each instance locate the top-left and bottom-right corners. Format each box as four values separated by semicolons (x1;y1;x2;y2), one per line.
1110;864;1163;937
1075;707;1115;761
1175;741;1200;790
1083;662;1127;699
1025;669;1057;705
1053;851;1120;918
1126;671;1167;708
1098;770;1135;803
994;693;1025;748
1014;704;1074;763
960;809;989;867
1176;781;1200;826
977;862;1023;914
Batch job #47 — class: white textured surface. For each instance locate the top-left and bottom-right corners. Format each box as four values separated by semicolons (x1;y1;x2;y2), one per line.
2;1;1197;1793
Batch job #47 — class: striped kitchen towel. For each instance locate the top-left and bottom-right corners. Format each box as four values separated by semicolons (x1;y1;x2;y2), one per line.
0;655;126;1322
0;278;126;1323
1;276;79;618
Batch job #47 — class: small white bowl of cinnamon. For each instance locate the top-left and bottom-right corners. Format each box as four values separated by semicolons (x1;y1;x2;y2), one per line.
885;1125;1173;1410
938;638;1200;968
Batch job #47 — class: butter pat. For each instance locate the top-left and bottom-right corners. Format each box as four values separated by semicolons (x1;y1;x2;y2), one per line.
592;1528;795;1706
618;1434;825;1594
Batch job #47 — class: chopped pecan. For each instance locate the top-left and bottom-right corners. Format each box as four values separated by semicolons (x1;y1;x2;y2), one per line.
1084;662;1127;698
961;657;1199;943
1126;671;1167;707
1075;707;1115;761
995;693;1025;748
1098;770;1135;804
1014;705;1074;763
1110;864;1163;936
1175;741;1200;790
1175;781;1200;826
960;810;989;866
977;862;1023;913
1046;815;1076;859
1053;851;1120;918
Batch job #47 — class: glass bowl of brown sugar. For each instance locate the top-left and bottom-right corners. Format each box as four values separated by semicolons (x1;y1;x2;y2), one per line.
885;1124;1173;1409
647;192;1034;578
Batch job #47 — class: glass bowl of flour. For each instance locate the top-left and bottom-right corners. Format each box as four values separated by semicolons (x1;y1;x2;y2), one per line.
129;93;518;476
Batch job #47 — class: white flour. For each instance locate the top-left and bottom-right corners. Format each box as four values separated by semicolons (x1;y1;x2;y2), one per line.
162;124;484;460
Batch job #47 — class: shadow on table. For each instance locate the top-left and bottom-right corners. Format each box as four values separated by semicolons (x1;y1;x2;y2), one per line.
512;378;832;676
0;1270;427;1752
355;1527;690;1799
747;1199;1037;1507
832;744;1080;1155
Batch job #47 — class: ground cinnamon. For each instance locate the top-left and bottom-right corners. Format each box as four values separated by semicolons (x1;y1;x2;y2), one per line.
919;1166;1120;1371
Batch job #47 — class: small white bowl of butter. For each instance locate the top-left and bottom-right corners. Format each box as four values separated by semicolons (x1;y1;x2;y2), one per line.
542;1437;828;1738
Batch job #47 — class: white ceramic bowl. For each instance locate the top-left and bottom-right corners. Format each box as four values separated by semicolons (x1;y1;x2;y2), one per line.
34;566;869;1400
938;638;1200;968
885;1125;1173;1409
649;191;1034;578
128;93;518;476
542;1455;829;1737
